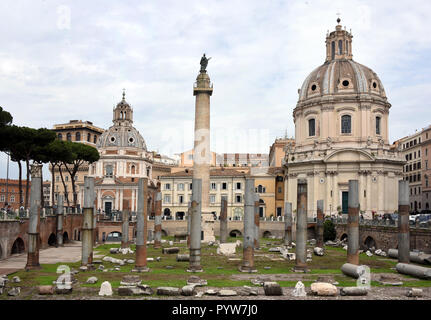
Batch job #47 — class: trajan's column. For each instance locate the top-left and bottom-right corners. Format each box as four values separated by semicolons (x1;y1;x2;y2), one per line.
193;54;215;242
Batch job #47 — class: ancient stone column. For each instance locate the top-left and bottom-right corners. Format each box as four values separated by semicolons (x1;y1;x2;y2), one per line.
25;163;42;270
220;196;228;243
56;194;64;247
294;179;308;272
284;202;292;246
240;178;256;272
154;183;162;249
187;201;191;247
254;193;260;249
188;178;203;272
193;63;214;242
398;180;410;263
316;200;324;248
134;178;149;272
121;200;130;249
81;176;95;267
347;180;359;265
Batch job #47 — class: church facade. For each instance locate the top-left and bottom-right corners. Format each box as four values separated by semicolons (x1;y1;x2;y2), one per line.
283;20;405;218
78;91;157;214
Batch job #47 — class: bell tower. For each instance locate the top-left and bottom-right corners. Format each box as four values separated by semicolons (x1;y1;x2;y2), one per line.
325;18;353;62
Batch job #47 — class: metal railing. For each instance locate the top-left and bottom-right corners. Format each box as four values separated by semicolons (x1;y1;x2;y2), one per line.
332;217;431;230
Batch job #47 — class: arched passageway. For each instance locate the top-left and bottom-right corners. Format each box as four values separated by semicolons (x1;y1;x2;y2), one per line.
229;230;242;237
11;238;25;254
48;233;57;246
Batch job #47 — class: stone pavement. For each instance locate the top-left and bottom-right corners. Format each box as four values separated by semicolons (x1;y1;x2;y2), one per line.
0;241;89;276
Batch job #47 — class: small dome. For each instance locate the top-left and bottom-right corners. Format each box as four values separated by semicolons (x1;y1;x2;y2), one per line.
298;59;387;102
97;125;147;150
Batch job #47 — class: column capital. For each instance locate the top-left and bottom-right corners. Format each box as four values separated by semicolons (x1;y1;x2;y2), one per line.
30;164;43;178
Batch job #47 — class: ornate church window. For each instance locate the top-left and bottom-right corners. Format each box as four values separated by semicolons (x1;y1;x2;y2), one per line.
76;132;81;141
376;116;381;135
66;133;71;141
105;165;113;178
308;118;315;136
338;40;343;55
331;41;335;60
341;115;351;134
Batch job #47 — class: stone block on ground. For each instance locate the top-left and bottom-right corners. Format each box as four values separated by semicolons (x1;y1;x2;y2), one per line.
406;288;423;297
12;276;20;283
7;287;20;296
292;281;306;297
118;285;153;296
38;285;54;295
99;281;113;296
310;282;338;296
340;287;368;296
176;254;190;262
119;248;134;255
268;247;282;253
217;243;237;256
157;287;181;296
263;282;283;296
120;275;141;286
86;276;98;284
366;250;373;257
377;275;403;286
181;285;197;296
110;248;119;254
218;289;238;297
205;289;218;295
162;247;180;254
187;276;207;286
314;247;324;256
239;286;258;296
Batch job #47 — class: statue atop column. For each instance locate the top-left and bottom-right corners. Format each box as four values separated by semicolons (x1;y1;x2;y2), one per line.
200;53;211;73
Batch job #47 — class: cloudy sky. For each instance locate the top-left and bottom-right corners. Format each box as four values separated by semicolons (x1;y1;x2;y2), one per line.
1;0;431;179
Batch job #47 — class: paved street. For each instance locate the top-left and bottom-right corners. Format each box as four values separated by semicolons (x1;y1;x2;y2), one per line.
0;241;85;276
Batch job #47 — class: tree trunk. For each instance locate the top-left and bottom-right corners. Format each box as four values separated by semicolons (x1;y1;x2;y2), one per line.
51;163;56;207
18;161;23;208
24;159;30;209
58;164;70;207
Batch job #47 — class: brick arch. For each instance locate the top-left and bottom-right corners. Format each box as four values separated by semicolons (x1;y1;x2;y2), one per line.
102;191;116;198
229;229;242;237
340;233;348;241
363;235;377;250
10;237;25;254
263;231;272;238
161;229;168;237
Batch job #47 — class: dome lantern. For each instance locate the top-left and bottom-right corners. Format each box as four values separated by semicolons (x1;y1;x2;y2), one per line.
113;89;134;126
325;18;353;62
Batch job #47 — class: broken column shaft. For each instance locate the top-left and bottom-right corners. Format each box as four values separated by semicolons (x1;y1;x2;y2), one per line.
398;180;410;264
316;200;324;248
294;179;308;272
240;178;256;272
254;193;260;249
188;178;203;272
154;183;162;249
347;180;359;265
284;202;292;246
220;196;228;243
121;200;130;248
81;176;95;267
56;194;64;247
135;178;149;272
25;163;43;270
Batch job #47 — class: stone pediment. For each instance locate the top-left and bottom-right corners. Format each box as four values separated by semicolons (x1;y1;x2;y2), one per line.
324;148;374;163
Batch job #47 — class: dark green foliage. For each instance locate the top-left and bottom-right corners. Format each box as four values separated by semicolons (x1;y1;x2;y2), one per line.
323;219;336;241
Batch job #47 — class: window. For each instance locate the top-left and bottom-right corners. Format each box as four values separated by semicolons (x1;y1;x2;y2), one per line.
56;176;59;182
414;152;416;159
418;174;421;181
178;183;184;191
210;195;216;203
65;176;69;182
164;195;171;204
221;182;227;190
87;133;91;142
66;133;71;141
236;182;242;190
189;183;193;190
58;133;62;140
308;118;315;136
0;195;5;202
147;168;150;176
75;132;81;141
257;185;266;193
164;183;171;190
235;195;242;203
376;117;381;135
426;160;428;170
418;162;421;169
211;182;217;190
426;148;428;156
93;135;97;144
346;40;348;54
178;195;184;204
131;165;136;174
188;154;193;160
331;41;335;60
341;115;351;134
10;195;15;203
338;40;343;55
105;165;113;178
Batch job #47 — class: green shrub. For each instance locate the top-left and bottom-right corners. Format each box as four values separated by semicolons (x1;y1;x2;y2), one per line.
323;219;336;241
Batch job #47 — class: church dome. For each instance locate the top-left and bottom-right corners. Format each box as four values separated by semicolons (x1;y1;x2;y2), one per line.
96;90;147;151
97;125;147;150
297;20;388;105
298;59;387;102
